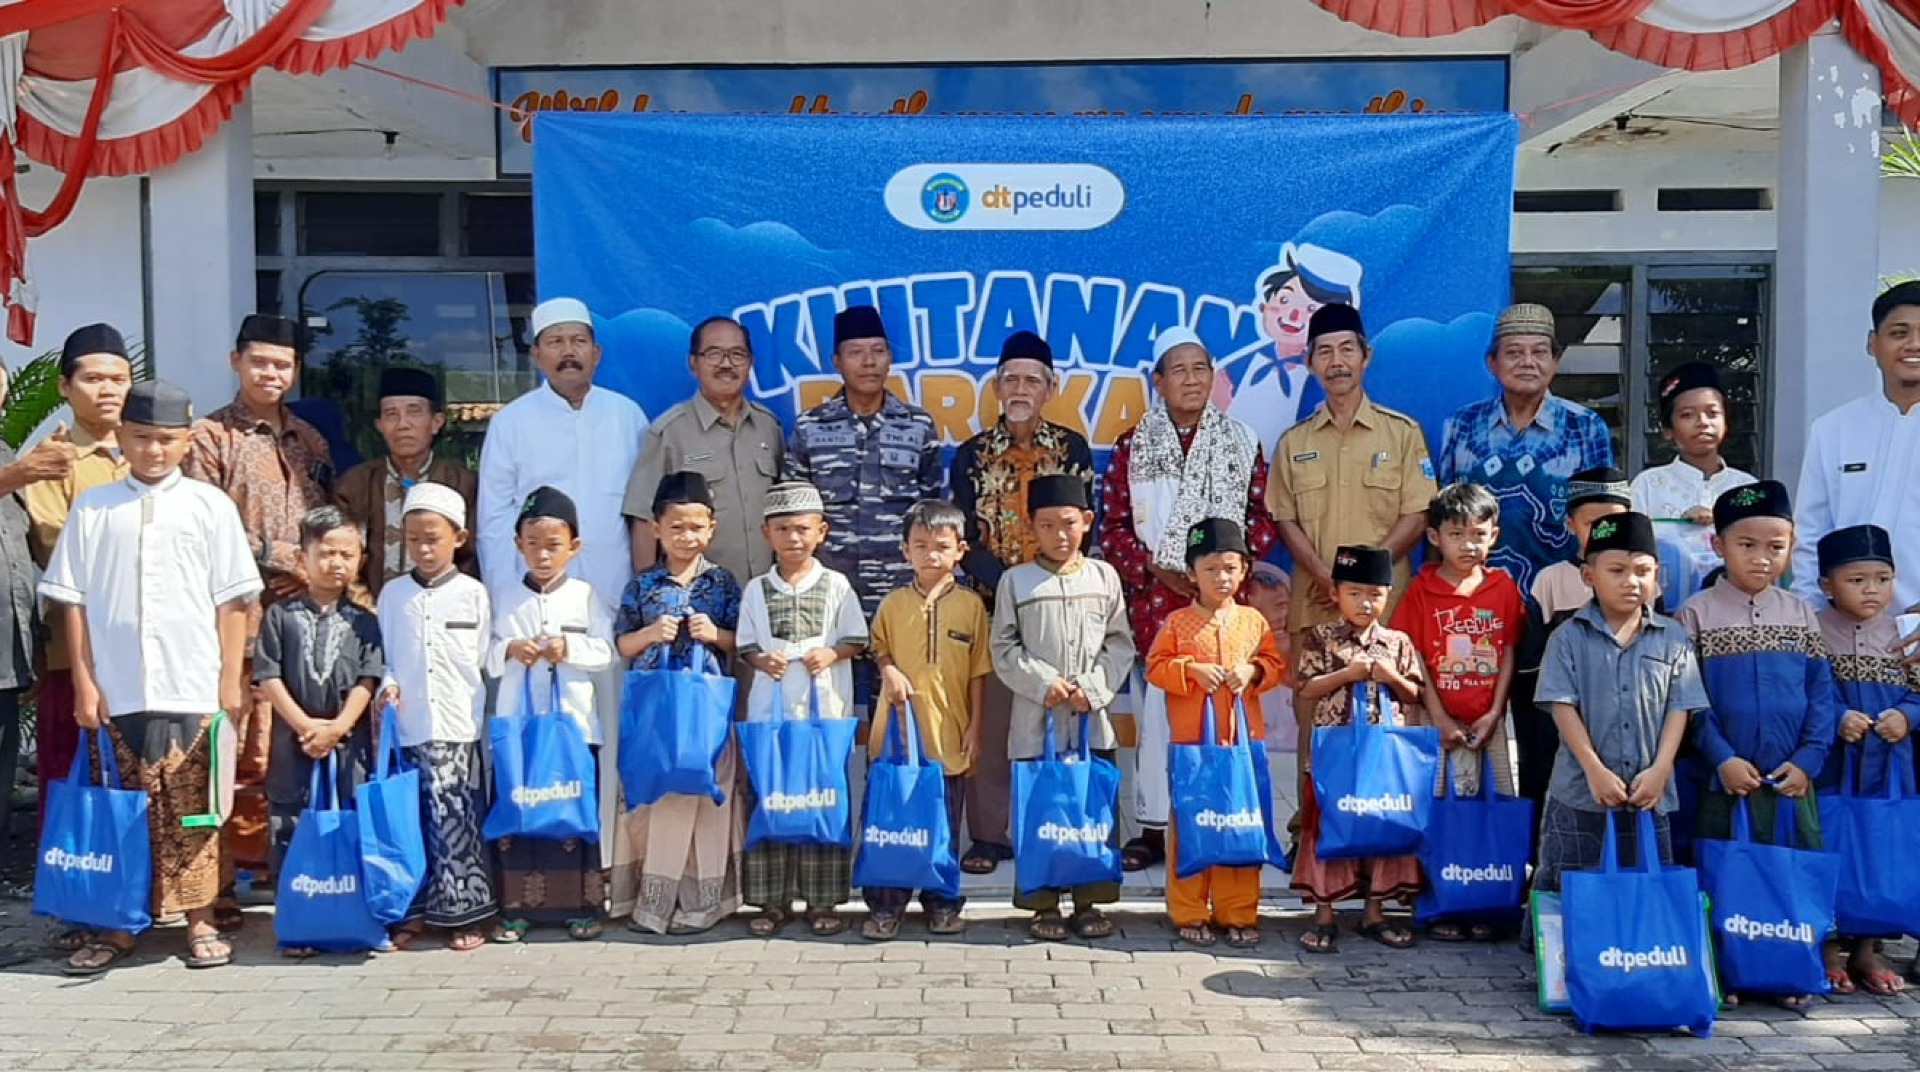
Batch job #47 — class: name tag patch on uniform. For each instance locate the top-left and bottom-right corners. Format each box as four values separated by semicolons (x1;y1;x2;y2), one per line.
1371;451;1390;470
1292;451;1320;463
811;428;859;449
684;451;715;463
1842;462;1868;473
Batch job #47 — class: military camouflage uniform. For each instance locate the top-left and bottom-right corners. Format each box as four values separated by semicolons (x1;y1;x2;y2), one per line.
785;391;945;619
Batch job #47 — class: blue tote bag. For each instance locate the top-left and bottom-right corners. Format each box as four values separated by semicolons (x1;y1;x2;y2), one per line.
1416;752;1534;923
1697;796;1837;997
1564;809;1720;1036
354;705;426;925
853;700;960;897
618;643;735;807
484;671;600;842
1817;739;1920;936
276;754;390;953
1012;711;1123;896
739;682;858;848
1311;683;1440;859
34;729;152;934
1171;697;1286;877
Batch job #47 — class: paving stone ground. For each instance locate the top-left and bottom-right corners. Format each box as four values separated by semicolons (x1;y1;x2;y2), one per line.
3;895;1918;1072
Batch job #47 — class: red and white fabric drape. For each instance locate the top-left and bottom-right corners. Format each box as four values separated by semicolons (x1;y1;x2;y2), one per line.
0;0;459;345
1310;1;1920;121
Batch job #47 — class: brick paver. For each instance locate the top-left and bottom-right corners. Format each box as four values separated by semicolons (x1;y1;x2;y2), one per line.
3;896;1916;1071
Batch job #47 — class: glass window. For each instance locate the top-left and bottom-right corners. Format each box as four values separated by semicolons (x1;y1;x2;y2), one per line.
1645;267;1768;477
297;270;523;466
299;192;440;257
1511;265;1630;466
255;191;282;257
256;271;282;316
464;194;533;258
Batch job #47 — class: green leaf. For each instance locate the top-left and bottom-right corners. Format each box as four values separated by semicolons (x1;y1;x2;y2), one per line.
1883;127;1920;180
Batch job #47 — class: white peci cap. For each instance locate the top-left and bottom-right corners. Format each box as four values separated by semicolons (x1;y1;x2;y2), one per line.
1151;326;1205;365
402;481;467;530
530;297;593;341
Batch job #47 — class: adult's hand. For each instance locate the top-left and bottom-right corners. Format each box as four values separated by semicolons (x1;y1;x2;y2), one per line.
15;424;77;483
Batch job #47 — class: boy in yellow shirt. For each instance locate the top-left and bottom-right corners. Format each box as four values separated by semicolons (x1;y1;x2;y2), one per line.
868;500;993;938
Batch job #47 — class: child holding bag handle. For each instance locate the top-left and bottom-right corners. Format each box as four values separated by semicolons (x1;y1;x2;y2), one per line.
1146;518;1287;949
1290;544;1425;954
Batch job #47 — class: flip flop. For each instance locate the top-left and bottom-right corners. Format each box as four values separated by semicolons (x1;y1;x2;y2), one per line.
927;908;966;935
1857;968;1906;997
1226;926;1261;949
62;939;136;976
448;928;487;953
1356;921;1415;950
1826;968;1858;995
1427;922;1469;943
185;934;232;969
49;928;93;954
1177;923;1217;947
490;919;530;944
861;914;902;942
279;946;319;960
961;842;1010;875
388;925;426;952
1298;924;1338;955
566;918;603;941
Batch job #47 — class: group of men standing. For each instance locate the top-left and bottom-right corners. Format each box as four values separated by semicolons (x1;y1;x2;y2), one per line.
4;276;1918;913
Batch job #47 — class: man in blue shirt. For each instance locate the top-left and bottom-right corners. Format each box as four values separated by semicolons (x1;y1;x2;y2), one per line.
1437;303;1616;595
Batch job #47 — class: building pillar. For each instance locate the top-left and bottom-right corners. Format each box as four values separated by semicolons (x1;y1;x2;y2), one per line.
1774;27;1883;484
147;99;255;409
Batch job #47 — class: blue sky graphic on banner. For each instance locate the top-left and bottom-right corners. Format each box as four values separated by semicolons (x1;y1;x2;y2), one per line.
532;112;1516;472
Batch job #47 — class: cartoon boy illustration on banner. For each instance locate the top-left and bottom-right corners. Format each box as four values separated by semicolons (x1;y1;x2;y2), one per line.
1222;242;1363;456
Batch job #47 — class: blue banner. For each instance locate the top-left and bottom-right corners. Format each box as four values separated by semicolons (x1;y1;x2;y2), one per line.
497;59;1510;175
533;111;1515;465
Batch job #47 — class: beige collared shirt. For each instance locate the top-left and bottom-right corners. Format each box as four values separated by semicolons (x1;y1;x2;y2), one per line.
24;423;129;671
1268;396;1437;633
623;392;785;584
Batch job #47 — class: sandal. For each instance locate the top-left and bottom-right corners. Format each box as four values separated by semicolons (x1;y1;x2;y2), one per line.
49;928;93;954
1777;994;1816;1011
1120;834;1165;873
1177;923;1217;947
389;924;426;952
1427;922;1469;943
63;937;136;976
927;907;966;935
1070;909;1115;940
1227;926;1262;949
748;909;791;937
806;910;845;938
211;902;245;934
185;934;232;969
1029;911;1069;942
1357;920;1416;950
1468;923;1500;942
280;946;319;960
1826;967;1858;995
861;913;902;942
490;919;531;944
1857;968;1905;997
448;928;487;953
566;918;603;941
961;841;1010;875
1299;924;1338;955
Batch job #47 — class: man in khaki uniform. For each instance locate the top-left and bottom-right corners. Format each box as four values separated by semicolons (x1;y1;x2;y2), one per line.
623;316;785;585
1267;302;1437;656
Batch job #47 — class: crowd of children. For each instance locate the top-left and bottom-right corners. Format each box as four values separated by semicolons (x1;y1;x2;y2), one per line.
29;330;1920;1013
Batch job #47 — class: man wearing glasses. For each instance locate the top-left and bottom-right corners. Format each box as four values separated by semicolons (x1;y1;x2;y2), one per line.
624;316;786;584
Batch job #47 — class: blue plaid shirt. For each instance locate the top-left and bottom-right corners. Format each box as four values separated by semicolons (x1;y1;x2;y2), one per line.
1438;393;1614;593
